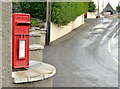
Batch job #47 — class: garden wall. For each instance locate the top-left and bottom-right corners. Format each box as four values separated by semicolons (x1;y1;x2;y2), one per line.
87;12;96;19
50;14;84;42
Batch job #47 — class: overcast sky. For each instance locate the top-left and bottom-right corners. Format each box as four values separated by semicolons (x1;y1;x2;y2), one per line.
92;0;120;12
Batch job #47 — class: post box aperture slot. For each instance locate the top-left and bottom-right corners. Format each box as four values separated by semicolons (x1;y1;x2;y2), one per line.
16;21;31;26
18;38;26;60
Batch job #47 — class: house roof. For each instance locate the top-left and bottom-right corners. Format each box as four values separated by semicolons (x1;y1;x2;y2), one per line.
101;3;116;15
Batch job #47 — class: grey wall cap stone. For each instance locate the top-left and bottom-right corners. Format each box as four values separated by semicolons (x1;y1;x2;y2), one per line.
30;27;40;32
40;28;46;31
12;60;56;83
39;28;47;34
30;32;41;37
30;44;44;51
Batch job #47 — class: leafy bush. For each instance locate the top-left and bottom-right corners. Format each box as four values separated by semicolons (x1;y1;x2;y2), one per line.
116;5;120;13
51;2;89;26
12;2;89;26
88;1;96;12
30;19;38;25
19;2;47;21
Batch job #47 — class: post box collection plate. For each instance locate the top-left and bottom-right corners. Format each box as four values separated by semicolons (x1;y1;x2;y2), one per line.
12;13;30;68
19;38;26;59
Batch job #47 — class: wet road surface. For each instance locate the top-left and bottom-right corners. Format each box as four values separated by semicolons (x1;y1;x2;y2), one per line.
44;19;119;87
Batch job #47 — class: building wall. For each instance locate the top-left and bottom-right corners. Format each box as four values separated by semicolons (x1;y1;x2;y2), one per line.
87;12;96;19
50;14;84;42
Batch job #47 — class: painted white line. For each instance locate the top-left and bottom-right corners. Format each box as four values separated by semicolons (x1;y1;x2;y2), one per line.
108;40;111;53
108;32;117;53
112;33;117;39
117;29;119;32
108;31;118;63
93;24;109;29
113;57;120;64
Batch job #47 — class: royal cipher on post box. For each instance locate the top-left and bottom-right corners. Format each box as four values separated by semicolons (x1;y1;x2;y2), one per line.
12;13;30;68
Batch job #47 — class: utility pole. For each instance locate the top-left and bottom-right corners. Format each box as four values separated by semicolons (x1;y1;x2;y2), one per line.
102;0;104;10
98;0;100;18
46;0;51;45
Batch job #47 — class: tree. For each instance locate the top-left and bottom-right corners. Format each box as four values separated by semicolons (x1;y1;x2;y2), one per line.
88;1;96;12
12;2;89;26
19;2;47;21
116;5;120;13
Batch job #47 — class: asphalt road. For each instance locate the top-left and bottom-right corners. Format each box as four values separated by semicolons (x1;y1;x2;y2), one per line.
43;18;119;87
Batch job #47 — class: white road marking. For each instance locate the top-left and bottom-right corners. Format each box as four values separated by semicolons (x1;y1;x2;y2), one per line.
95;29;104;33
93;24;109;29
117;29;119;32
102;19;112;23
108;31;117;53
108;40;111;53
113;57;120;64
108;31;119;64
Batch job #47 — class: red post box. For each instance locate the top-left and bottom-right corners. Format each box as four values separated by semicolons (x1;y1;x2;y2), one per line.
12;13;30;68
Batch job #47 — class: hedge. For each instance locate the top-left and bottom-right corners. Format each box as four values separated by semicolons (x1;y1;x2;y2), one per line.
19;2;47;21
51;2;89;26
13;2;89;26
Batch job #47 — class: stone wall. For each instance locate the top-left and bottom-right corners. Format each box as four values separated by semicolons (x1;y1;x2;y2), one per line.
50;14;84;42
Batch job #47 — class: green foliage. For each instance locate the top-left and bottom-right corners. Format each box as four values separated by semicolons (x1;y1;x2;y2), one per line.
13;2;89;26
51;2;89;26
116;5;120;13
12;2;21;13
19;2;47;21
30;19;38;25
88;1;96;12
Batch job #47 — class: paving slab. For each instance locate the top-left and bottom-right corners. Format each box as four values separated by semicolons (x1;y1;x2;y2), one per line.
12;60;56;83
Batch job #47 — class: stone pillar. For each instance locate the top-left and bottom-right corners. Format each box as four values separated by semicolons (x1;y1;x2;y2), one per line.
39;28;47;46
0;1;2;89
2;1;12;87
82;14;85;24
